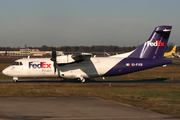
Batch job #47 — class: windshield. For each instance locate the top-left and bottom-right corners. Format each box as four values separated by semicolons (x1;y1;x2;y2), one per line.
12;61;23;66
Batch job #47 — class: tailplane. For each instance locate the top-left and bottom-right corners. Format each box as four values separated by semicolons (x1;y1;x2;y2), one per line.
128;26;172;59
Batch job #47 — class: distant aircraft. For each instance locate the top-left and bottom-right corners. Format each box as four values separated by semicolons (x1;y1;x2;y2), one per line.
164;45;176;58
2;25;172;82
175;51;180;58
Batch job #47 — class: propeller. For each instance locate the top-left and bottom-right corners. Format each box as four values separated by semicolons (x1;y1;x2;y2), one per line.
51;46;57;74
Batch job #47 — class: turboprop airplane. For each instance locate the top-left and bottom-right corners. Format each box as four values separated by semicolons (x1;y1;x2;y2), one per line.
2;25;172;82
164;45;176;58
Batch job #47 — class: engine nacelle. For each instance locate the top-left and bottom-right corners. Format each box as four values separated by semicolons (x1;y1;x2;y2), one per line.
56;55;75;64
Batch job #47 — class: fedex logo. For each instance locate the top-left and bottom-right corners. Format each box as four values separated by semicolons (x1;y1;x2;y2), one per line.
29;62;51;69
147;41;164;46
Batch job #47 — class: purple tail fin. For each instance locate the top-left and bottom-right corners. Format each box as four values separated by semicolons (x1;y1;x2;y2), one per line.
128;26;172;59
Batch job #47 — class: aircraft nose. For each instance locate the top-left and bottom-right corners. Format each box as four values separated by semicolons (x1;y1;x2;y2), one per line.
2;68;8;75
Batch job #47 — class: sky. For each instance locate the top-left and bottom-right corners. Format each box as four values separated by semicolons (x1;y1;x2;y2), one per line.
0;0;180;47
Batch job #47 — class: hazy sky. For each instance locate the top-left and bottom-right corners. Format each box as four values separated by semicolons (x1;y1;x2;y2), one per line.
1;0;180;47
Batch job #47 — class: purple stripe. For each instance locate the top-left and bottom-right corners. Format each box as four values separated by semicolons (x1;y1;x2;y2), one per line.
104;58;172;76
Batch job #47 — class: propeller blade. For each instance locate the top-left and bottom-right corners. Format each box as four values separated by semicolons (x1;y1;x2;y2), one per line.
51;46;57;74
51;46;56;61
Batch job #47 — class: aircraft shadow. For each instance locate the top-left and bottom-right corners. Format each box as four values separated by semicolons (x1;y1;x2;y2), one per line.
17;78;173;84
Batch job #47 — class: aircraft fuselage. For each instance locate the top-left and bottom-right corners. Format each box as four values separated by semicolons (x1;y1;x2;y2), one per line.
2;57;171;80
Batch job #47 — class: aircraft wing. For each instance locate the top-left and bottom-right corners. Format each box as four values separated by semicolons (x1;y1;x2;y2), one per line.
72;53;92;61
56;53;92;66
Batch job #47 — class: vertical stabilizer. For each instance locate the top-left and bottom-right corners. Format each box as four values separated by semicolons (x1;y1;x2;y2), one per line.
128;26;172;59
171;45;176;54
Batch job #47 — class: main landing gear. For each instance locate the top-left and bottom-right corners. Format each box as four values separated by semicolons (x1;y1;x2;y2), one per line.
77;77;85;83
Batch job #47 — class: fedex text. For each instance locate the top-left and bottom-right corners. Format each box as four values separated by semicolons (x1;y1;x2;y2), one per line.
29;62;51;69
147;41;164;46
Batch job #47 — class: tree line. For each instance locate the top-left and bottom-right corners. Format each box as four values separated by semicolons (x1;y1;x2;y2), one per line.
0;43;178;53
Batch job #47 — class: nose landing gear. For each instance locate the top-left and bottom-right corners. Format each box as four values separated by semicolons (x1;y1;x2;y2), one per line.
13;77;18;82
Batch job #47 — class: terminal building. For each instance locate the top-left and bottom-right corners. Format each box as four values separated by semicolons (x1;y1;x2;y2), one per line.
9;48;46;56
6;48;63;56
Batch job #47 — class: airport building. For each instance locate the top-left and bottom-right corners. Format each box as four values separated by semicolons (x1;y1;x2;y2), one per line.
9;48;46;56
0;51;6;56
4;48;63;56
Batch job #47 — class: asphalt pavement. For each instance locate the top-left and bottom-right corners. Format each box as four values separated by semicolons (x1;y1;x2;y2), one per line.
0;97;178;120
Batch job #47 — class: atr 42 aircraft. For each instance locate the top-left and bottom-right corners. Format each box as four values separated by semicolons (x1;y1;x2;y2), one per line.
2;25;172;82
164;45;176;58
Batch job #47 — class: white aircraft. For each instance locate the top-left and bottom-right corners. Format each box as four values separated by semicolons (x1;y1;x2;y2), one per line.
2;25;172;82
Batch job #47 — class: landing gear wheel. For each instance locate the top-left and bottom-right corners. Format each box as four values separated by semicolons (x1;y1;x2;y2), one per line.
13;77;18;83
81;78;85;83
77;78;85;83
13;80;18;83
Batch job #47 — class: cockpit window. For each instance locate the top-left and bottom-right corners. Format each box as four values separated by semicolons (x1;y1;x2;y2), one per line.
12;62;19;65
12;62;23;66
